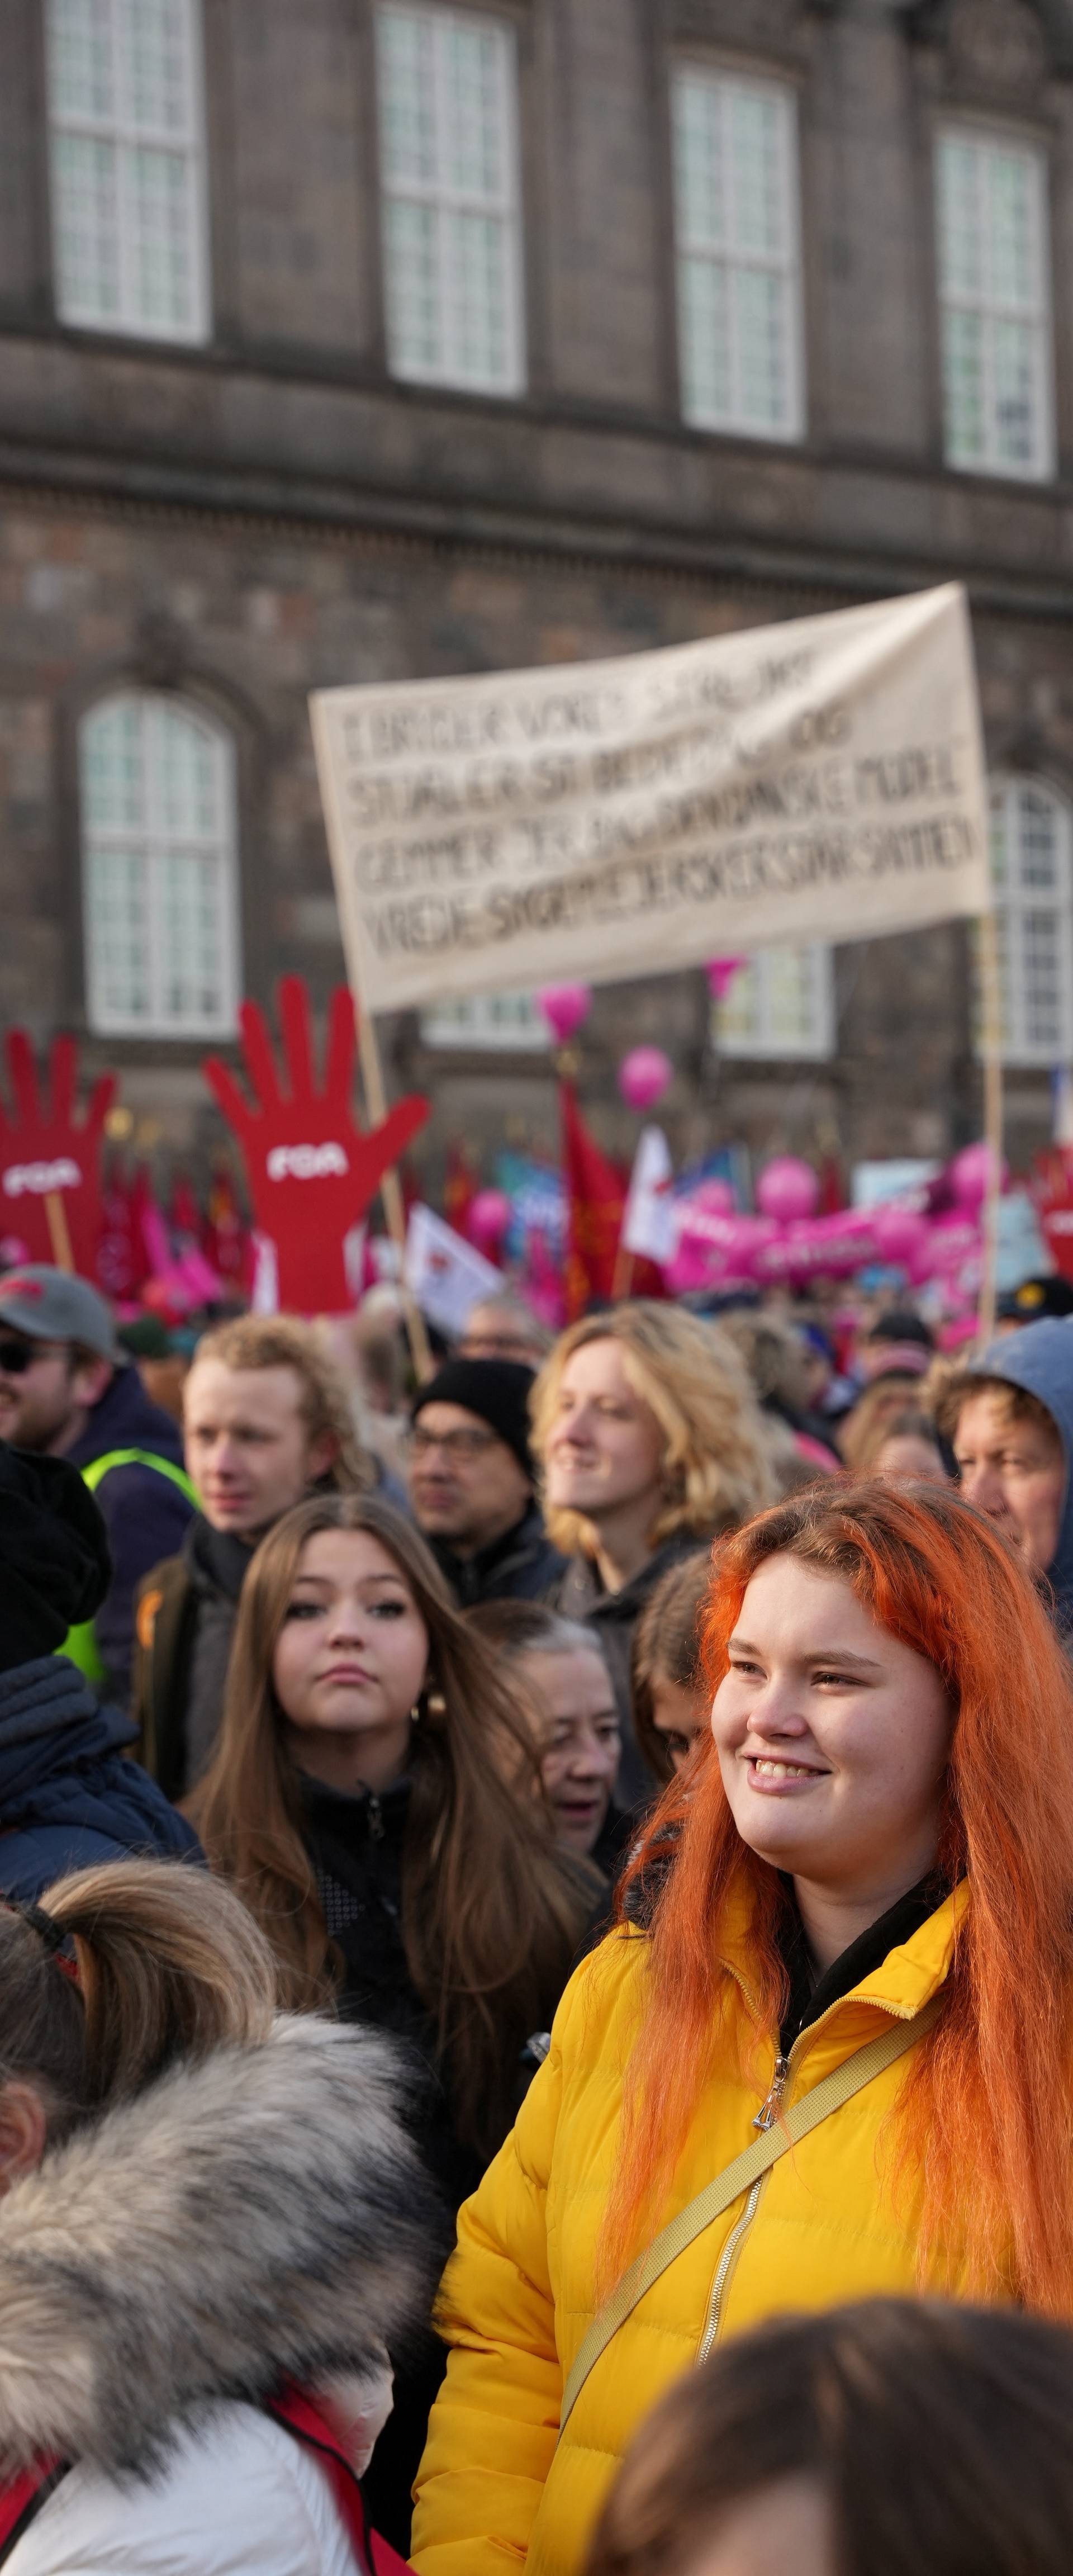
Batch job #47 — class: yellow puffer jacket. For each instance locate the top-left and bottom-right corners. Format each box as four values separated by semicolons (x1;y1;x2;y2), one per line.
412;1883;987;2576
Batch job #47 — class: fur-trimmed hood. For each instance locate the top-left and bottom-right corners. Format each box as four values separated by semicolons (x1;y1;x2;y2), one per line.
0;2014;443;2481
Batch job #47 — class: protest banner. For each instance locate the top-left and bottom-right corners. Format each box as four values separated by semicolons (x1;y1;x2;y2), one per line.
310;583;990;1009
311;581;1001;1332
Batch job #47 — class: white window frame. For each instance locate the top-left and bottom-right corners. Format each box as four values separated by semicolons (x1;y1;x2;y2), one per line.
46;0;211;344
715;945;834;1061
421;989;549;1049
671;61;805;443
376;1;526;396
80;692;241;1040
934;124;1054;482
984;776;1073;1068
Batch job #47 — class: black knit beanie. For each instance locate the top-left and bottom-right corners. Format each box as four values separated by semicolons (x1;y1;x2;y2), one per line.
412;1358;537;1481
0;1446;112;1675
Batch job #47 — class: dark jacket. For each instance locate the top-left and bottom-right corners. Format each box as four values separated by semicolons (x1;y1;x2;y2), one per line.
302;1765;582;2555
426;1502;567;1611
0;1652;199;1902
974;1320;1073;1633
65;1366;195;1707
552;1532;709;1805
134;1518;254;1800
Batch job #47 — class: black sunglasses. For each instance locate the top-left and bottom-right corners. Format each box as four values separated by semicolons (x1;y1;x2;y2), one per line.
0;1337;47;1376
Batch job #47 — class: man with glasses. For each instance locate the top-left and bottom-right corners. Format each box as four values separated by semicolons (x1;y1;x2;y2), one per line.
408;1358;564;1609
0;1267;194;1705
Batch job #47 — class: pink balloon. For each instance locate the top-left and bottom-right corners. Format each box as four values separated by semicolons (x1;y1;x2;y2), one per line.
691;1178;735;1215
536;984;591;1044
756;1157;820;1224
705;956;749;1002
468;1188;511;1253
618;1046;673;1112
949;1142;1008;1211
871;1204;928;1267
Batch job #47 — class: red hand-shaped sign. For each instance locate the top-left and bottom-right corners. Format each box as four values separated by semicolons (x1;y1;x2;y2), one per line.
0;1032;116;1279
203;977;428;1313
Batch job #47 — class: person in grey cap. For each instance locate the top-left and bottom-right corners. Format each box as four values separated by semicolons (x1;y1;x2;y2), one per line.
0;1267;194;1705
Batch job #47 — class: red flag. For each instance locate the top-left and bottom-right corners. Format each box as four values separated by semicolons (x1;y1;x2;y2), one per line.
561;1085;626;1319
203;1162;253;1295
98;1157;150;1302
444;1143;477;1239
169;1171;203;1248
818;1152;846;1216
1033;1149;1073;1283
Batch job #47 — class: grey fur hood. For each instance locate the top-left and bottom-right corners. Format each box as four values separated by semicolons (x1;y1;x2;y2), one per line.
0;2014;443;2481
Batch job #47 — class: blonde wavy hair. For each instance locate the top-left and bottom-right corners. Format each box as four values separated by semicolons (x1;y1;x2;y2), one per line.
531;1303;776;1559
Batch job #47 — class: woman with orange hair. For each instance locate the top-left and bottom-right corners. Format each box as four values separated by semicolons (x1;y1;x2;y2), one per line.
411;1483;1073;2576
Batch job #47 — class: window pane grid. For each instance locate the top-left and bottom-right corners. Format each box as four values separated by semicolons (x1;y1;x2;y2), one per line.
715;945;833;1060
46;0;209;342
673;66;803;441
376;3;524;394
936;130;1052;480
80;694;239;1038
986;779;1073;1066
421;989;549;1049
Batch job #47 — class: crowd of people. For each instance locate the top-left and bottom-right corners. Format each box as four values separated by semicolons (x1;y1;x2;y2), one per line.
5;1254;1073;2569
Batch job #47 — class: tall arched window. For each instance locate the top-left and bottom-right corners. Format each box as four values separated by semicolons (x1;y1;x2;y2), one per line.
988;776;1073;1066
79;693;240;1038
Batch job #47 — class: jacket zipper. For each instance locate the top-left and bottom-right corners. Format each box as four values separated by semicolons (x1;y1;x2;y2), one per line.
695;1993;924;2360
366;1793;384;1841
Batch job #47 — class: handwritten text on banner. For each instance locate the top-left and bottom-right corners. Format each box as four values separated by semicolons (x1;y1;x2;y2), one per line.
310;584;990;1014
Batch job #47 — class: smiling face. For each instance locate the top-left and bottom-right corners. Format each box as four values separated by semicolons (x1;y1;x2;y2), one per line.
272;1526;430;1792
543;1338;666;1530
711;1554;952;1912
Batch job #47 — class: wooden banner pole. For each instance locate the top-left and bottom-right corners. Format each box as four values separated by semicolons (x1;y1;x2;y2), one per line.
45;1191;75;1275
976;906;1004;1347
355;1005;434;1383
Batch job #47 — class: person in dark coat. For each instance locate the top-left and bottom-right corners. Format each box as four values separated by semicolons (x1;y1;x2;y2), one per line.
0;1445;198;1900
533;1304;775;1801
407;1357;565;1608
0;1267;194;1705
189;1490;598;2555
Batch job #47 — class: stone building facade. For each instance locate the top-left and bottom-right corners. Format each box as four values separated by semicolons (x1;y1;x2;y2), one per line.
3;0;1073;1194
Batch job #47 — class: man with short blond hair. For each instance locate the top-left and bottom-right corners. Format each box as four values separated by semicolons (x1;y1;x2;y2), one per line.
134;1315;376;1797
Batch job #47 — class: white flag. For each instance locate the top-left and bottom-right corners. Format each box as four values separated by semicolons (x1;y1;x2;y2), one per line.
623;1128;677;1263
405;1203;504;1338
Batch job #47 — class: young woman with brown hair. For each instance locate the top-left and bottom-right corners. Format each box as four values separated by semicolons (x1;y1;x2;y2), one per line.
191;1490;596;2552
0;1856;434;2575
411;1481;1073;2576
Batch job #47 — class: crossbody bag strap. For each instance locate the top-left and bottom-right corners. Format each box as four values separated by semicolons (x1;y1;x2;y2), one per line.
558;1992;943;2436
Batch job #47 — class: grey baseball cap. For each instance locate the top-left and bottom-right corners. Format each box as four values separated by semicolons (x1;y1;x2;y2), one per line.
0;1267;123;1365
